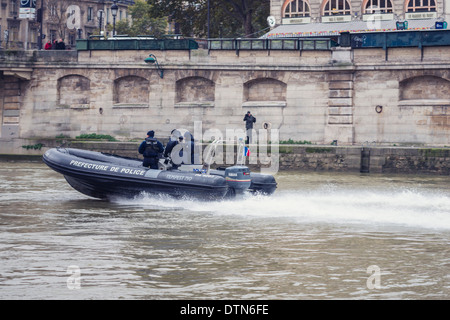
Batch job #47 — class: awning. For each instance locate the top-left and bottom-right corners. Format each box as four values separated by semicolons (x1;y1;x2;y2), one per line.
261;19;439;38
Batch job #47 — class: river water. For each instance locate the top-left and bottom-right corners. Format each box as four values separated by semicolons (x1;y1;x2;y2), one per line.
0;160;449;300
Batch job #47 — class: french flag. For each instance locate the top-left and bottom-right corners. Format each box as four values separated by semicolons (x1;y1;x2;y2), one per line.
244;146;250;157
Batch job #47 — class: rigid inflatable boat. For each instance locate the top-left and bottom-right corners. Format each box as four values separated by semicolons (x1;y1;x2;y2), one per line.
42;140;277;201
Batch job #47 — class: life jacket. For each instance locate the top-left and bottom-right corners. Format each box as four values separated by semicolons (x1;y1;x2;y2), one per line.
143;137;160;158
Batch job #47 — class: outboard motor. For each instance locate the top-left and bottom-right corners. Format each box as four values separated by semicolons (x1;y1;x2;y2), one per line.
224;166;251;196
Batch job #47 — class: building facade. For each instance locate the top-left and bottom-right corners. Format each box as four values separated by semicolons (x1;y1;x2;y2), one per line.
0;0;134;50
267;0;449;37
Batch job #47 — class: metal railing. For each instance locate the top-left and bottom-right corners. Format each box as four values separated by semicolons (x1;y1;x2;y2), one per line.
76;37;199;51
74;29;450;53
208;37;334;53
340;29;450;49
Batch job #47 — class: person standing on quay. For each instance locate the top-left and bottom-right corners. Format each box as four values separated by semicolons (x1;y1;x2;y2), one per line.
243;111;256;144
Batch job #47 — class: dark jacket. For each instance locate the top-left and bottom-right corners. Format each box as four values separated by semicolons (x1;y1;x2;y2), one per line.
139;137;164;158
164;139;195;165
164;140;178;158
55;41;66;50
139;137;164;169
243;114;256;129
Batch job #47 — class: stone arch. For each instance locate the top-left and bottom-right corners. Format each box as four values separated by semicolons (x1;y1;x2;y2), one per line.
242;78;287;131
244;78;287;102
113;75;149;105
58;75;90;108
399;75;450;100
175;76;215;104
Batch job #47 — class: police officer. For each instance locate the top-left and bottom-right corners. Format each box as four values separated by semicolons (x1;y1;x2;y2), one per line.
182;131;196;165
138;130;164;169
164;130;184;168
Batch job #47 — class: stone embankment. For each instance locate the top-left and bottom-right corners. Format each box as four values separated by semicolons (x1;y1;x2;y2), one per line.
276;145;449;175
1;139;449;175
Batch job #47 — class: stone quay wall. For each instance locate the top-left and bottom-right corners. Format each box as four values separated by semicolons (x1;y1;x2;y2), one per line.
0;46;449;175
5;139;448;175
1;46;450;150
74;142;449;175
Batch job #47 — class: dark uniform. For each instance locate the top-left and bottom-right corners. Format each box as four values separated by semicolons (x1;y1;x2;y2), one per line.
183;132;196;165
164;135;183;168
164;131;196;166
138;131;164;169
243;111;256;144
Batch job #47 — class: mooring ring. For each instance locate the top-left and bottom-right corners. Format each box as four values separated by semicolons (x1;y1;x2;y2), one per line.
375;105;383;113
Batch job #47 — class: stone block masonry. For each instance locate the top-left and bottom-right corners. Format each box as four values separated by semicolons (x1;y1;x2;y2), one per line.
8;139;446;175
0;46;450;153
79;142;449;176
0;76;23;139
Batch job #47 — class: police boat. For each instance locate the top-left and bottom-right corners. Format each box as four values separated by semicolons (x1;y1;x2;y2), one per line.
42;139;277;200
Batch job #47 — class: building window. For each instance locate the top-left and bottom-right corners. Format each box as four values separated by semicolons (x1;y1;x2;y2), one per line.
49;4;57;17
30;27;37;44
7;20;20;41
9;26;18;41
9;0;18;16
364;0;393;13
322;0;351;15
283;0;311;18
406;0;436;12
87;7;93;22
50;29;57;42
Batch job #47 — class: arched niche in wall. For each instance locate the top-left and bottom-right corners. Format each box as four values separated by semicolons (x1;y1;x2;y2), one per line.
113;75;149;108
242;78;287;131
397;75;450;142
243;78;287;106
57;74;90;109
175;76;215;107
399;75;450;104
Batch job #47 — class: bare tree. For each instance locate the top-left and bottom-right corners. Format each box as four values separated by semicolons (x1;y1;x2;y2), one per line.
45;0;73;39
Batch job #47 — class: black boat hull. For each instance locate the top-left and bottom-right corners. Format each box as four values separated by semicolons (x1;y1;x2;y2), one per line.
43;148;277;200
43;148;230;200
